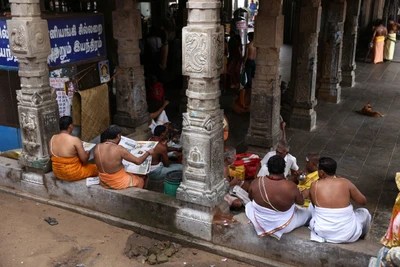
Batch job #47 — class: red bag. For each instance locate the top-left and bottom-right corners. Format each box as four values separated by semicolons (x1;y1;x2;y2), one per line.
233;153;261;180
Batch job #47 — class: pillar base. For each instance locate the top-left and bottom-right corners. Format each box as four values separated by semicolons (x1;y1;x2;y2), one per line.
245;130;281;154
114;113;149;130
176;201;229;241
341;70;355;87
124;122;151;141
19;156;52;173
289;108;317;131
318;82;341;104
21;171;45;185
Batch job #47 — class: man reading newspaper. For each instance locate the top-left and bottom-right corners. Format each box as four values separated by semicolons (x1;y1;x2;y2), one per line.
94;125;154;190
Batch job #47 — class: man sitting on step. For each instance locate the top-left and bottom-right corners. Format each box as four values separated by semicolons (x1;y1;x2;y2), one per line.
246;155;311;239
49;116;98;181
305;157;371;243
94;125;154;190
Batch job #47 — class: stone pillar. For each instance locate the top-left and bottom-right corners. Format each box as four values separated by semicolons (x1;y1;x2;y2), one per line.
113;0;149;139
317;0;346;104
7;0;59;179
175;0;228;240
245;0;283;154
282;0;321;131
341;0;361;87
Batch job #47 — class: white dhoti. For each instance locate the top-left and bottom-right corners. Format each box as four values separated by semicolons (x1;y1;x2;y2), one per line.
245;200;311;239
149;110;170;134
384;33;396;61
308;204;371;243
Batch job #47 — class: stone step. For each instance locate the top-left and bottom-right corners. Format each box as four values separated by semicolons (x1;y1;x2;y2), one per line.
0;156;382;267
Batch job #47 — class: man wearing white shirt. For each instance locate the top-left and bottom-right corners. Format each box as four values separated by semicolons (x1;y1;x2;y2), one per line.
257;141;299;179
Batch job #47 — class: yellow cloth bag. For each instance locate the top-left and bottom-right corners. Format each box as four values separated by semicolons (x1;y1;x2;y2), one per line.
229;165;245;180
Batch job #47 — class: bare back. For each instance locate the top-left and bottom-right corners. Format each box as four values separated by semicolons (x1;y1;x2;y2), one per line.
248;177;304;211
374;25;388;37
149;137;169;167
246;42;256;60
310;177;366;208
50;133;88;163
94;143;125;174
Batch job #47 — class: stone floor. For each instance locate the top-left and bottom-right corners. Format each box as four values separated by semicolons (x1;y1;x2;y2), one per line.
228;60;400;243
164;46;400;244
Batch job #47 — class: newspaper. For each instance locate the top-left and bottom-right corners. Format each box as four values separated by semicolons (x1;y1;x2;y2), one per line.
119;136;158;175
86;177;100;187
82;141;96;151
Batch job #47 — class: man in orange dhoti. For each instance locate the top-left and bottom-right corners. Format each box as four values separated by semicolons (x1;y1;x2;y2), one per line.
49;116;98;181
371;19;387;64
94;125;154;190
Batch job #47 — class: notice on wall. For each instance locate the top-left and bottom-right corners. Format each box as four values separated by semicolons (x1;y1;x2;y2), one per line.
49;67;77;117
98;60;110;84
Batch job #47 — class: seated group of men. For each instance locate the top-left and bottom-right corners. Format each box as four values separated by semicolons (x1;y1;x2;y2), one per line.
49;116;182;190
223;136;371;244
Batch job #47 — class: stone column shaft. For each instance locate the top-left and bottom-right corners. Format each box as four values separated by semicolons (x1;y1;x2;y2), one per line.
8;0;59;176
317;0;346;104
282;0;321;131
176;0;227;208
246;0;283;153
113;0;149;137
341;0;361;87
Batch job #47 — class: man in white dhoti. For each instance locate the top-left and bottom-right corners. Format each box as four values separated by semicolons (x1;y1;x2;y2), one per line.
384;17;400;61
246;155;311;239
306;157;371;243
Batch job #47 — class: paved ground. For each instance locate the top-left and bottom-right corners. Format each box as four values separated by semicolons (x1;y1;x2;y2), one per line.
0;192;251;267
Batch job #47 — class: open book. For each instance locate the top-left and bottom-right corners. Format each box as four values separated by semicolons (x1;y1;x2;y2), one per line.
119;136;158;175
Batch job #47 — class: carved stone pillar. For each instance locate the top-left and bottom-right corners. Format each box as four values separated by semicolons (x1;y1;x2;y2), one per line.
245;0;283;154
176;0;227;208
8;0;59;178
175;0;228;240
281;0;321;131
113;0;149;138
341;0;361;87
317;0;346;104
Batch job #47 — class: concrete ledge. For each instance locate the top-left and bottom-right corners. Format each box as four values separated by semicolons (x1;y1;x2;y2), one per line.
0;156;382;267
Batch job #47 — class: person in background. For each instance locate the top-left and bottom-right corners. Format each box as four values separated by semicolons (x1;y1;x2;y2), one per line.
49;116;98;181
148;125;182;180
384;17;400;62
371;19;387;64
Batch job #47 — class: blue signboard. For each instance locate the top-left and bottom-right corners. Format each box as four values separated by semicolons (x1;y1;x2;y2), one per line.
0;20;18;70
47;15;105;67
0;14;105;70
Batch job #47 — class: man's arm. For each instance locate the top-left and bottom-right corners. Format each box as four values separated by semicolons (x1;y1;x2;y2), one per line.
74;138;90;164
294;185;305;205
121;147;154;165
348;180;367;206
